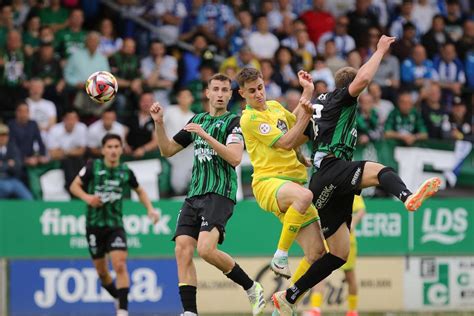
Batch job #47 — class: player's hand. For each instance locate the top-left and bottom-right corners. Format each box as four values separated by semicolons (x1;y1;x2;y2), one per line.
85;195;102;208
376;35;396;54
150;102;164;124
147;208;160;224
184;123;209;140
298;70;314;91
298;97;313;115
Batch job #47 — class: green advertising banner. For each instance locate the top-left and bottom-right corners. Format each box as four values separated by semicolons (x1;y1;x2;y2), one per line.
0;199;472;258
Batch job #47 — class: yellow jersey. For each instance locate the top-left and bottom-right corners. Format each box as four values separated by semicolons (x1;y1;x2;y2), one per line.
240;100;308;183
352;195;366;213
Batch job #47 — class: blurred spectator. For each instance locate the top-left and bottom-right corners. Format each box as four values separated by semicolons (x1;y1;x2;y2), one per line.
54;8;86;59
443;97;473;187
27;40;65;112
87;109;127;157
310;55;334;91
64;31;110;118
0;5;14;49
179;33;209;86
219;45;260;75
347;49;362;69
299;0;334;46
283;88;301;112
433;42;465;108
456;19;474;61
196;0;237;49
421;14;450;59
412;0;439;35
317;15;355;59
98;18;123;57
292;29;317;71
229;9;254;55
39;25;55;43
465;51;474;89
273;46;299;93
109;37;142;121
420;83;446;139
282;20;316;61
268;0;296;35
443;0;464;42
38;0;69;32
356;92;382;145
248;15;279;59
48;110;87;191
140;40;177;107
8;101;47;168
358;26;380;63
188;63;216;113
370;0;389;28
125;92;158;158
26;78;57;144
384;92;428;146
324;39;347;75
389;0;418;40
391;22;417;62
0;123;33;200
23;15;41;57
260;59;282;100
347;0;379;47
314;79;328;96
367;81;394;126
401;44;438;93
163;88;194;195
179;0;204;42
12;0;30;29
325;0;354;18
147;0;187;46
371;50;400;103
0;29;27;120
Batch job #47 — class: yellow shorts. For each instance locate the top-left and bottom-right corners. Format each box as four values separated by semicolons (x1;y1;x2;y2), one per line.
341;232;357;271
252;178;319;226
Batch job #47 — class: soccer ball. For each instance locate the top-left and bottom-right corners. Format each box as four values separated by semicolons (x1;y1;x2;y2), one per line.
85;71;118;104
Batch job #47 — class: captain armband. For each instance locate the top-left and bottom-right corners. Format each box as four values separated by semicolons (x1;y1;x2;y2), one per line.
226;133;244;145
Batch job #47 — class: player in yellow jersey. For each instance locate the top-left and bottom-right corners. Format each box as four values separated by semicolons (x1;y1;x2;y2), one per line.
305;195;366;316
237;67;326;281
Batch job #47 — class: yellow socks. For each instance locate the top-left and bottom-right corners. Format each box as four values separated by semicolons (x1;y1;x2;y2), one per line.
277;205;307;252
348;294;358;311
291;257;311;284
311;291;323;308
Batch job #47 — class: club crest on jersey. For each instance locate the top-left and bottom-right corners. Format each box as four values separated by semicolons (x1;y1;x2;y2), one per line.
259;123;271;134
277;119;288;133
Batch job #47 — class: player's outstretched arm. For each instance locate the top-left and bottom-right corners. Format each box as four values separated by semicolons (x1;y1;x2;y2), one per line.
184;123;244;167
150;102;184;157
134;186;160;224
348;35;396;97
70;176;102;208
274;98;313;150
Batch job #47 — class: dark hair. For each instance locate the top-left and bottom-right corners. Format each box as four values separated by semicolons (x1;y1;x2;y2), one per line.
236;67;262;87
208;73;232;86
15;100;28;110
176;87;192;95
334;67;357;89
101;133;122;146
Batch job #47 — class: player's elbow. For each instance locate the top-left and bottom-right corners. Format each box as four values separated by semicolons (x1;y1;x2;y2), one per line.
228;156;241;167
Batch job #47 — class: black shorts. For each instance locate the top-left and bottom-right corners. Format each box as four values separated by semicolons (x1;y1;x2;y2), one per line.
309;157;367;239
173;193;234;244
86;226;127;259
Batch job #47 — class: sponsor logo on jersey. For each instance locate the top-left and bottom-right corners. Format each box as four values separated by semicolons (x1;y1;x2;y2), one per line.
315;184;336;209
111;236;126;248
259;123;271;134
351;167;361;185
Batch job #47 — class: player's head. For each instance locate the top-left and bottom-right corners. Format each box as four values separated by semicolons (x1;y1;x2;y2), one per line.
205;73;232;111
334;67;358;89
101;133;123;163
236;67;266;108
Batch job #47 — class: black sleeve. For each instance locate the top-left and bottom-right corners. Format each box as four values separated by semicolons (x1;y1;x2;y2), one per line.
78;160;94;187
303;121;313;138
333;87;358;108
172;116;195;148
226;116;243;136
128;169;139;189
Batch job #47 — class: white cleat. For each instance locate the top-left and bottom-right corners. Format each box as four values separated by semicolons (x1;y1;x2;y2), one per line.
270;256;292;279
247;282;266;315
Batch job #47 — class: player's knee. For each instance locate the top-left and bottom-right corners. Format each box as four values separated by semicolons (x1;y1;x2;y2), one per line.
96;270;109;282
297;189;313;210
197;243;216;262
112;260;127;275
175;242;194;263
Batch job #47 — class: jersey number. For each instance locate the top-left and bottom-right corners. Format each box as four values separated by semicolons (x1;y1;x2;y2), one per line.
89;234;97;247
312;103;324;119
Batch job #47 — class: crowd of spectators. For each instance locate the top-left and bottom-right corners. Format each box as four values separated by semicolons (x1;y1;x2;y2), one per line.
0;0;472;199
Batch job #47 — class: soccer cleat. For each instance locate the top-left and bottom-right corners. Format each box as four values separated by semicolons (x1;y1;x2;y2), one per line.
303;307;322;316
116;309;128;316
346;311;359;316
247;282;266;315
272;291;296;316
270;256;292;279
405;177;441;211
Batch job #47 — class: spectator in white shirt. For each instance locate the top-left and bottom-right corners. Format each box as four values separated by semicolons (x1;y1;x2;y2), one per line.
87;109;127;157
248;15;280;59
163;88;195;195
310;55;335;91
412;0;439;35
317;15;355;58
26;78;57;144
48;110;87;191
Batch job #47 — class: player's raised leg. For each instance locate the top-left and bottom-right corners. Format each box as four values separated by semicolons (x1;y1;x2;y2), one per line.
93;257;120;311
360;162;440;211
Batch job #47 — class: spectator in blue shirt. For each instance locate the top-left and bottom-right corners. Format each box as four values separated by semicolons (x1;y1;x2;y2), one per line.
401;44;438;92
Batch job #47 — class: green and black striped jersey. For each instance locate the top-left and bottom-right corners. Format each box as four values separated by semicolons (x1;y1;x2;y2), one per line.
306;88;359;168
173;112;243;202
79;159;138;228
